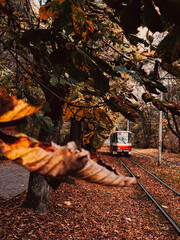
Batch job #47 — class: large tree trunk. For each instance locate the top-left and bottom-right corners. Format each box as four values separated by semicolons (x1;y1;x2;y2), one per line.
23;89;65;212
69;118;83;150
23;172;50;212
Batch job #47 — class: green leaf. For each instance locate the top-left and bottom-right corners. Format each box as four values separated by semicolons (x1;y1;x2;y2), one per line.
115;66;128;72
50;74;58;86
41;102;51;113
52;0;72;31
34;114;54;131
90;56;121;77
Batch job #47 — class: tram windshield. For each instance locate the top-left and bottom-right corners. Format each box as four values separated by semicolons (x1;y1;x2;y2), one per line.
117;132;130;144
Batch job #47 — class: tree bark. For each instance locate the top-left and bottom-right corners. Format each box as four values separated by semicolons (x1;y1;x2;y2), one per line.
23;89;66;212
23;172;50;212
23;114;63;211
69;118;83;150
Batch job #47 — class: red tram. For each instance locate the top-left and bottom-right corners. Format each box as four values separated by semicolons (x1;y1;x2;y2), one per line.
110;130;132;156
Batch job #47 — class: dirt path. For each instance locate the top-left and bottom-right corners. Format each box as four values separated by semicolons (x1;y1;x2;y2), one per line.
0;163;29;200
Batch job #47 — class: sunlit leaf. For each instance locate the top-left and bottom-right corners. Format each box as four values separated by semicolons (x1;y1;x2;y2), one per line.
0;131;88;177
0;94;43;123
39;0;65;21
75;109;84;121
107;96;140;122
62;105;73;121
142;93;180;115
83;131;95;145
64;201;71;206
71;2;94;41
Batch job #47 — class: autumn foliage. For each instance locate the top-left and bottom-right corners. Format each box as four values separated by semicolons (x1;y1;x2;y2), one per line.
0;93;137;187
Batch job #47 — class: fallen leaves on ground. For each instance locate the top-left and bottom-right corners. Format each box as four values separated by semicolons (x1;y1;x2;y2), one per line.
0;147;179;239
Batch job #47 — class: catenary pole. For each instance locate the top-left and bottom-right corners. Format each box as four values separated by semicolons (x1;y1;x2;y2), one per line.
127;120;129;131
158;91;163;166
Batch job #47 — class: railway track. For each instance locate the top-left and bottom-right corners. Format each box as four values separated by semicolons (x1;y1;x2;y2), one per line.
119;157;180;235
127;157;180;196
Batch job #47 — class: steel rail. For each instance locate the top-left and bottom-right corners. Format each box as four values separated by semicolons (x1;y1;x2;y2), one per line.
126;158;180;196
119;158;180;235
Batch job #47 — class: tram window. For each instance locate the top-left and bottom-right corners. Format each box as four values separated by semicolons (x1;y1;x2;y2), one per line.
117;132;128;144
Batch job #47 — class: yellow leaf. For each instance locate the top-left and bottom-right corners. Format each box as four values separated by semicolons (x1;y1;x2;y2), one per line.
0;134;88;177
62;106;73;121
71;2;94;41
64;201;71;206
0;94;43;122
162;205;168;209
83;131;95;145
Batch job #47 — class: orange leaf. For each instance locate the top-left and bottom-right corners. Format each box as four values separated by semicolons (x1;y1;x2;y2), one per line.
28;67;33;74
0;93;43;123
0;0;6;7
83;131;95;145
24;73;29;78
64;201;71;206
88;123;95;131
71;3;94;41
39;0;64;21
0;133;88;177
39;4;51;20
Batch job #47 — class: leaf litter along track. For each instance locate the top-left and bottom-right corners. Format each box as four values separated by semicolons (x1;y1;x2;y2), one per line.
0;147;180;240
119;157;180;234
119;151;180;233
132;150;180;171
125;157;180;196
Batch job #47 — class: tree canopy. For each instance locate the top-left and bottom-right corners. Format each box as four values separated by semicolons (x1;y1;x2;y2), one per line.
0;0;180;149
